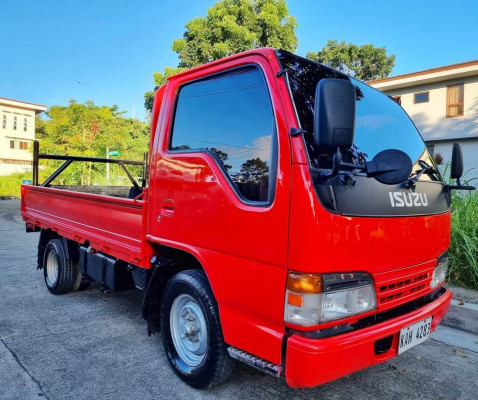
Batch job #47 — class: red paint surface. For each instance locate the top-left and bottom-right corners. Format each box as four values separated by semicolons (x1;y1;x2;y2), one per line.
285;288;452;388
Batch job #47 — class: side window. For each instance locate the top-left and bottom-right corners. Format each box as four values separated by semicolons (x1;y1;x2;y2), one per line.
170;66;275;203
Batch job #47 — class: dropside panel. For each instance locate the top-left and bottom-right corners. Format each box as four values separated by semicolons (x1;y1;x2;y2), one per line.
21;185;146;266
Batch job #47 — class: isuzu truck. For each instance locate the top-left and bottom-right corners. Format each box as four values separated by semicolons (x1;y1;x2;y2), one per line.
21;48;472;389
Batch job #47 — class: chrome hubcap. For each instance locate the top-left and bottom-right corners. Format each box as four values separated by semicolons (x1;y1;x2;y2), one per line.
46;250;59;287
170;294;207;367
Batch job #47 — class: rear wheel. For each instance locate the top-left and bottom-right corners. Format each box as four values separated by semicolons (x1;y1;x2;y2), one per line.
160;270;235;389
72;260;92;291
43;238;76;294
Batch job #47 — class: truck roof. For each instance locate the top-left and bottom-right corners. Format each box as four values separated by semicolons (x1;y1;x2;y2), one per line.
167;47;278;82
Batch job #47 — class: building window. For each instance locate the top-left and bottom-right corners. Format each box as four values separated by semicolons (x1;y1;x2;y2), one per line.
24;117;28;132
19;141;29;150
447;84;464;117
414;91;429;103
170;65;276;203
13;116;17;130
2;115;6;129
392;96;401;105
10;140;15;149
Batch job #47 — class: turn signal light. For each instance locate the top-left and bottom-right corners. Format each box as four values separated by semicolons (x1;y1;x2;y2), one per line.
287;292;303;307
287;273;322;293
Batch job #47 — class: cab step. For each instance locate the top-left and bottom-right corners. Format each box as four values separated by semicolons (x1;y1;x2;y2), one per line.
227;347;284;377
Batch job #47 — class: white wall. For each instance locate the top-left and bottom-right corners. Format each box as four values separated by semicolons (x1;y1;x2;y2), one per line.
431;140;478;181
0;106;36;164
380;76;478;180
384;76;478;142
0;162;33;176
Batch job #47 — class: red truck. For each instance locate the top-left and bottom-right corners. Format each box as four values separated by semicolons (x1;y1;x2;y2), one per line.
21;48;472;389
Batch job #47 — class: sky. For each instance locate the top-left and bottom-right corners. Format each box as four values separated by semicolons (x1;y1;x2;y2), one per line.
1;0;477;121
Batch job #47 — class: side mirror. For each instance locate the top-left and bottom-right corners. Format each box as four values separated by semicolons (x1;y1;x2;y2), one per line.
314;78;356;152
450;142;463;179
366;149;412;185
447;142;475;191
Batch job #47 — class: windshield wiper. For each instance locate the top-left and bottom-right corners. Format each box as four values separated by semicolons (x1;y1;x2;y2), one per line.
404;160;439;189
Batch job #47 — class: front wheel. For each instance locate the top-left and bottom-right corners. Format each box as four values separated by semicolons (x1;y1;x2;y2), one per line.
160;270;235;389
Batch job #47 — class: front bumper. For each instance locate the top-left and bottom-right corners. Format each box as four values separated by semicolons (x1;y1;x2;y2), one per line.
285;287;452;388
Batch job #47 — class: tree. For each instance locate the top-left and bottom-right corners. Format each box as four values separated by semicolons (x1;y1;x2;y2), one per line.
36;100;149;185
173;0;297;68
144;67;187;112
306;40;395;81
209;147;232;171
145;0;298;111
237;157;269;183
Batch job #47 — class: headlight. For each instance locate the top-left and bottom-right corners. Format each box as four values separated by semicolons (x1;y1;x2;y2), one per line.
320;284;376;322
430;251;448;289
284;272;377;326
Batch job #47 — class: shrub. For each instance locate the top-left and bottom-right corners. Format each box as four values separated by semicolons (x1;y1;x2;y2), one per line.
448;189;478;289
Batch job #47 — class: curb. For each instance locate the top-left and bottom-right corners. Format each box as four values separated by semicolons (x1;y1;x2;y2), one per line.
441;302;478;335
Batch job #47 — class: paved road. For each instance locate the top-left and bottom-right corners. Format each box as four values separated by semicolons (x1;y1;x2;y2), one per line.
1;199;477;400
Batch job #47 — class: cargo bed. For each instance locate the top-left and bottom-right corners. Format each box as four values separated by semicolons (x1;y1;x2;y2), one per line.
21;184;148;266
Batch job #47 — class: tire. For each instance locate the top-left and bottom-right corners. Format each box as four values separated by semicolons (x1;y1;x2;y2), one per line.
43;238;76;294
160;270;235;389
71;260;92;291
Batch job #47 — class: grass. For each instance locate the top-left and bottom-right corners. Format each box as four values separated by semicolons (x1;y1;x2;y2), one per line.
448;189;478;290
0;172;33;198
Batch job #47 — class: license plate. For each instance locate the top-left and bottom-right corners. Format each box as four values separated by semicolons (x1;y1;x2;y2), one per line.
398;317;432;354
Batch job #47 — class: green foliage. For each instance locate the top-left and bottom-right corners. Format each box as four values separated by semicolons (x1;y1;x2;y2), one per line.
306;40;395;81
35;100;149;186
145;0;298;111
173;0;298;68
443;163;478;289
144;67;187;113
449;189;478;289
0;172;31;198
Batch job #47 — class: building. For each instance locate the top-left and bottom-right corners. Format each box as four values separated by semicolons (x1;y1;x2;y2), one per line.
0;97;46;176
369;60;478;179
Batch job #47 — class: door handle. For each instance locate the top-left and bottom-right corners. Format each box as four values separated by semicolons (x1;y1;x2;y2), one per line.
160;199;175;217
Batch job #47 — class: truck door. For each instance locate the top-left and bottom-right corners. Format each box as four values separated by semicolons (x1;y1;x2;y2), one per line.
147;53;291;365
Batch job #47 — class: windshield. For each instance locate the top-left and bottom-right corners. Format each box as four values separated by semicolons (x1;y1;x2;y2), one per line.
277;51;438;181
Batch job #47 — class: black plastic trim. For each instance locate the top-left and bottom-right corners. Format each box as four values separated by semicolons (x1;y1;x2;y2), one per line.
311;174;450;217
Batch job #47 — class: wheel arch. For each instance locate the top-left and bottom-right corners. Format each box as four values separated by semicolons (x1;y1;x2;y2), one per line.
142;244;207;336
37;229;80;270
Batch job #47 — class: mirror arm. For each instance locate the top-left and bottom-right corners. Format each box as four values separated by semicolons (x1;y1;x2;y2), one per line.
319;147;342;181
445;178;476;191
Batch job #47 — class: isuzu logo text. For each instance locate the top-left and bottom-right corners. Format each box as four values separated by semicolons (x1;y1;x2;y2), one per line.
389;192;428;207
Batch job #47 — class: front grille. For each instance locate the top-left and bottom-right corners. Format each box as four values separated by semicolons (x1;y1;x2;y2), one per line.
375;265;434;310
378;273;430;304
